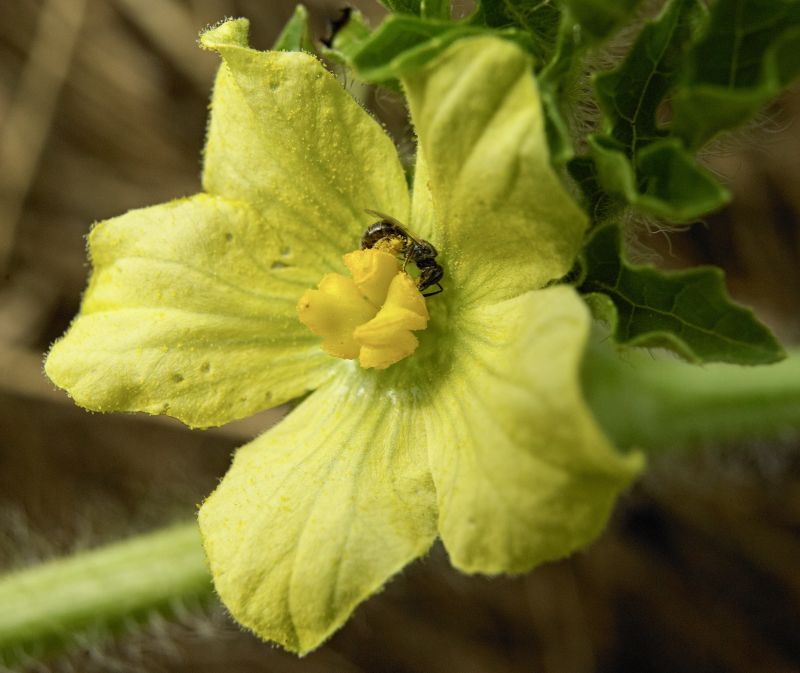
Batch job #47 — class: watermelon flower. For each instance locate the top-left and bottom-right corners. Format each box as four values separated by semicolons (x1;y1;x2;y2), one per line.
44;19;642;654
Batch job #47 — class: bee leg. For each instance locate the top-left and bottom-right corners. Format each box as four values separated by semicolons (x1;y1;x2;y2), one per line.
422;283;443;297
402;246;412;272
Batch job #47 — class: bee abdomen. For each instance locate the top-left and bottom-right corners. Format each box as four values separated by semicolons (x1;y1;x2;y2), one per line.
361;222;406;250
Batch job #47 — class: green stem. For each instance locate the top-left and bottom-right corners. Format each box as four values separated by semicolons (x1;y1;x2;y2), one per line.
583;346;800;452
0;522;210;666
4;350;800;663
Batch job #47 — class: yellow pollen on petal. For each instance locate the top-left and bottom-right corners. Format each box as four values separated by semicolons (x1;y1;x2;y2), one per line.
343;249;400;306
297;249;429;368
297;273;375;359
354;273;429;370
373;236;405;256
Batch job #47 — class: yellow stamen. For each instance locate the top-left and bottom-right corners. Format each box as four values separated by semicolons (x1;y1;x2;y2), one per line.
297;249;429;369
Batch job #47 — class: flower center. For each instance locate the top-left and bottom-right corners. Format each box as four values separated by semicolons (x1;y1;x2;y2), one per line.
297;248;430;370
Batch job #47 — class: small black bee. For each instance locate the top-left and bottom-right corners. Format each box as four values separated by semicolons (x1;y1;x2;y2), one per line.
361;209;444;297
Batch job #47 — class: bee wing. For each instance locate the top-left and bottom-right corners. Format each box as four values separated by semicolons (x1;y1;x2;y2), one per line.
363;209;419;243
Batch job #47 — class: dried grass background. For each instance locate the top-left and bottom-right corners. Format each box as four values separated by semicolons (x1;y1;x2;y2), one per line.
1;1;800;671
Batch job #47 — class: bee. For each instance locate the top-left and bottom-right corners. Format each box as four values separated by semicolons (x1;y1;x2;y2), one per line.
361;209;444;297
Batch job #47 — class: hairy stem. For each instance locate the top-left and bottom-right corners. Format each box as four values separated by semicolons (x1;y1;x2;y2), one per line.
584;345;800;452
0;522;210;666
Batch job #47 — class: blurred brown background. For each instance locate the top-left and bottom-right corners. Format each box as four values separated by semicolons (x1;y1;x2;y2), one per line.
1;1;800;671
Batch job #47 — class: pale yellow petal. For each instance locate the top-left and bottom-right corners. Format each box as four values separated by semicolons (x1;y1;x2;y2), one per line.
403;37;588;305
201;19;409;276
427;286;644;572
45;195;334;428
199;372;437;654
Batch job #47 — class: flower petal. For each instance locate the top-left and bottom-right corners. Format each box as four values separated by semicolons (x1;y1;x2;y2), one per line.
200;19;409;273
410;144;436;241
198;373;438;654
45;194;334;428
426;286;644;573
403;37;588;305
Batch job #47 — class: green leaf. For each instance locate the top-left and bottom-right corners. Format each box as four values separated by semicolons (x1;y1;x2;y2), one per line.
347;15;462;81
272;4;314;53
320;8;372;65
582;0;800;223
561;0;644;42
346;14;532;83
634;138;730;217
403;37;589;304
377;0;422;13
421;0;451;19
594;0;706;152
566;155;614;220
672;0;800;149
377;0;449;18
537;13;583;162
467;0;513;27
587;135;729;222
579;223;786;365
428;286;643;573
539;92;573;164
577;0;727;221
469;1;562;61
507;0;562;40
199;371;437;654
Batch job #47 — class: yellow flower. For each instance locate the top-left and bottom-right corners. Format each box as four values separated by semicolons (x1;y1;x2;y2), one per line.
45;19;643;655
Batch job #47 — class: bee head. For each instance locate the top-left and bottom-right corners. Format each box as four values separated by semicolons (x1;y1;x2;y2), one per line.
412;240;438;259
